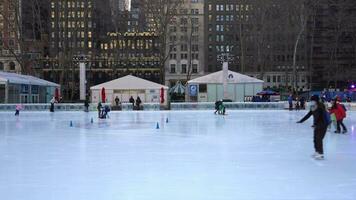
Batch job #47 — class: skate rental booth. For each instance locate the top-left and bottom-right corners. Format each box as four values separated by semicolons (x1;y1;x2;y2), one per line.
0;71;60;103
187;70;264;102
90;75;169;105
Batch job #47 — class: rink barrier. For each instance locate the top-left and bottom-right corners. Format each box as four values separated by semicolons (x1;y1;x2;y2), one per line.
170;102;286;110
0;103;160;111
1;102;355;111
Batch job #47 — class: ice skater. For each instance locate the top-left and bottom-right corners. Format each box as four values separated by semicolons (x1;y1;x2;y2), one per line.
99;105;110;119
297;95;329;160
49;96;56;112
329;97;347;134
288;94;293;111
97;102;102;118
84;98;89;112
15;104;22;116
214;100;226;115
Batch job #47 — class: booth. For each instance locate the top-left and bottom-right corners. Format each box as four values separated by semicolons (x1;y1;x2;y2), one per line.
90;75;168;105
187;70;264;102
0;71;60;103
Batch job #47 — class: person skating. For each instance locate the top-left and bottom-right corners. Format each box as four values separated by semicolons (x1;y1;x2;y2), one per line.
97;102;102;118
295;97;300;111
329;98;347;134
84;98;89;112
297;95;329;160
214;100;222;114
288;94;293;111
15;104;22;116
300;97;306;109
50;96;56;112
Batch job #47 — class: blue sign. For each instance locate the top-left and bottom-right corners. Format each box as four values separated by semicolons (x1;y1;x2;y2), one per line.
189;85;198;96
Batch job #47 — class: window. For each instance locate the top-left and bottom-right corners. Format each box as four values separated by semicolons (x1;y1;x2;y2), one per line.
181;64;187;73
170;64;176;73
192;64;198;73
0;62;3;70
9;62;15;70
199;84;206;92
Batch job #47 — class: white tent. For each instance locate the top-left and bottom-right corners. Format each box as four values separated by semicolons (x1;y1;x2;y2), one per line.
187;70;264;102
90;75;168;104
188;70;263;84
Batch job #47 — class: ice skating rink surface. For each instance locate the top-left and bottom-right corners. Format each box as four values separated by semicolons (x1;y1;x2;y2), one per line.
0;110;356;200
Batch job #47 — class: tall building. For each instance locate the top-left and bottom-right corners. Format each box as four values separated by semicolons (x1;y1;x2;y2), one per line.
165;0;205;86
0;0;21;72
204;0;309;91
307;0;356;90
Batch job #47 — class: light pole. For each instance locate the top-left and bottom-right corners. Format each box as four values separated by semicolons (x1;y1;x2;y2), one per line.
73;54;88;101
217;53;234;100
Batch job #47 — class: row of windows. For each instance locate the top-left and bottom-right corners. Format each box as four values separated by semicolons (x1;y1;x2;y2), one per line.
169;44;200;52
51;21;91;29
210;14;248;22
51;11;91;18
178;8;200;15
208;4;251;12
101;40;157;51
265;75;306;83
170;64;198;74
51;41;90;49
170;53;199;60
51;31;92;39
51;1;92;9
169;35;200;42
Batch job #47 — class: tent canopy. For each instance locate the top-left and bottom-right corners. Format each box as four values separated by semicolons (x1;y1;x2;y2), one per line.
90;75;168;90
257;89;279;95
0;71;59;87
188;70;263;84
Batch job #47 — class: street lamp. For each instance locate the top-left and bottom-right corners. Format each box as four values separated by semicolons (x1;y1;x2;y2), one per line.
73;54;89;101
217;53;234;100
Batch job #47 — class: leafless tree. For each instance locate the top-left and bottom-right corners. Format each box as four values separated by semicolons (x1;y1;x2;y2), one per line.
143;0;183;84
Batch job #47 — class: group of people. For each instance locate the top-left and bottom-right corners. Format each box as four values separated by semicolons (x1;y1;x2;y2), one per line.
214;100;226;115
129;96;142;110
97;102;111;119
297;95;348;160
288;95;306;111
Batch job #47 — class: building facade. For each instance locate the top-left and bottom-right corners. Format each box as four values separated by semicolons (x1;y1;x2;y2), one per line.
204;0;309;92
0;0;21;72
165;0;205;86
307;0;356;90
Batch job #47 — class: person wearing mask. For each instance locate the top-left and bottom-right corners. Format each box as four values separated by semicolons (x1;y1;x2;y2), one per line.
297;95;329;160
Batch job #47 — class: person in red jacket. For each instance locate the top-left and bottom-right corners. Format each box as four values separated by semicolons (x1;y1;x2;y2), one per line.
329;98;347;134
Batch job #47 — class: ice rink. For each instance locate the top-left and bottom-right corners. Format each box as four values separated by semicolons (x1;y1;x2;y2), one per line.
0;110;356;200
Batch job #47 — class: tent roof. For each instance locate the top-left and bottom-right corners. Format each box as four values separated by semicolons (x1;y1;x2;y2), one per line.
188;70;263;84
90;75;168;90
0;71;59;87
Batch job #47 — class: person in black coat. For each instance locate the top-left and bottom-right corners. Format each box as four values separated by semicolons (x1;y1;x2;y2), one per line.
97;102;102;118
136;96;142;110
297;95;328;160
129;96;135;109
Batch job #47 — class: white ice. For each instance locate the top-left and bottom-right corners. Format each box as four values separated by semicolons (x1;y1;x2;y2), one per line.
1;110;356;200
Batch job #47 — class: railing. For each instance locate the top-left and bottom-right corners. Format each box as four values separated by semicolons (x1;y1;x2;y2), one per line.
170;102;286;110
0;102;355;111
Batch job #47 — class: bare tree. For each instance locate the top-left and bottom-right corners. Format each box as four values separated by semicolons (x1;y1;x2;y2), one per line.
143;0;183;84
0;0;26;73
